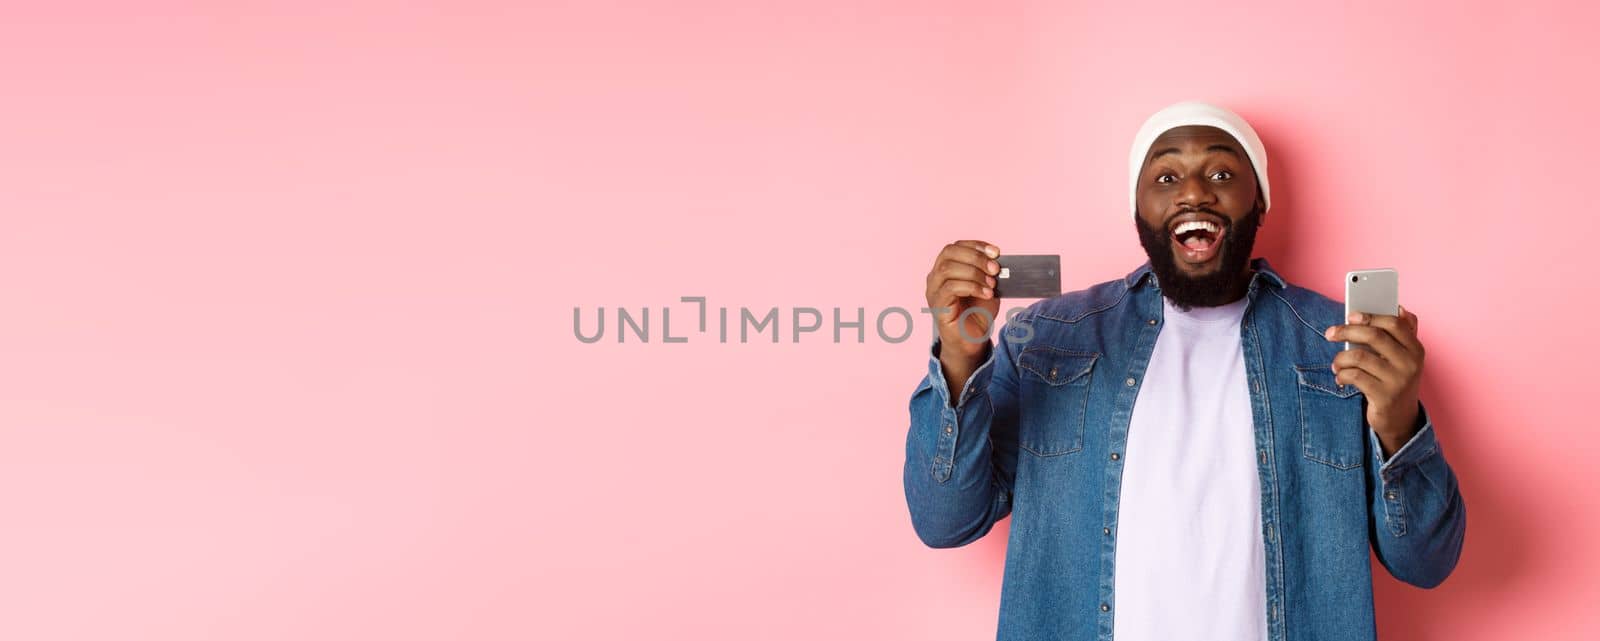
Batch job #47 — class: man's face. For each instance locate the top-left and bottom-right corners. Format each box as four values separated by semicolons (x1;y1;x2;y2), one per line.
1134;125;1263;308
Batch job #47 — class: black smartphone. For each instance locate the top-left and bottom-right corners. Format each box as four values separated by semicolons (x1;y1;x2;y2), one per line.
993;255;1062;299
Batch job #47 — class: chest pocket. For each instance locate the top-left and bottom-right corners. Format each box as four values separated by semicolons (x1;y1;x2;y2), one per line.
1295;364;1368;470
1015;347;1099;457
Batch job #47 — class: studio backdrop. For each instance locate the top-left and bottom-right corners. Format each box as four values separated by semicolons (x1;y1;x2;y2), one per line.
2;1;1596;639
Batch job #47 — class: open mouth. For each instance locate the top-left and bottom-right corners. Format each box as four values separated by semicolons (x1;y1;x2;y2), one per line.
1169;217;1227;264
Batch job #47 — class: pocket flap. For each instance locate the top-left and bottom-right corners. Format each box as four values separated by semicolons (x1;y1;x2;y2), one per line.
1019;347;1099;386
1294;364;1362;398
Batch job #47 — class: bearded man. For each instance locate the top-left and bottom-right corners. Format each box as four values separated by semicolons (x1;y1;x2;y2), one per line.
904;101;1465;641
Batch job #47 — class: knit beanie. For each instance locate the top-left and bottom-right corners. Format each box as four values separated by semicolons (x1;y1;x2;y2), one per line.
1128;101;1270;219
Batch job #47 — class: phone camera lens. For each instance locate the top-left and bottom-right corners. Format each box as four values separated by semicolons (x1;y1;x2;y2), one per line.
1351;275;1359;283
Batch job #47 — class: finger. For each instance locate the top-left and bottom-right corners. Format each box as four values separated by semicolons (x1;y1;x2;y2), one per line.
936;278;992;303
1400;304;1419;333
934;243;1001;277
933;259;997;290
1356;312;1423;354
1325;323;1408;363
943;241;1000;270
952;240;1001;259
929;278;993;309
1334;364;1387;398
1332;346;1397;383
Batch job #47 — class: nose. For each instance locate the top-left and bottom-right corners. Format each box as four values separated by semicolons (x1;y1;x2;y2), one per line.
1175;176;1217;210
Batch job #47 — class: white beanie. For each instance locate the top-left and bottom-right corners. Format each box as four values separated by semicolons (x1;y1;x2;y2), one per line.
1128;101;1270;219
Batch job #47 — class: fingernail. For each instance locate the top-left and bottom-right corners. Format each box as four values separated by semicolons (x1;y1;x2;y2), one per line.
1324;327;1335;339
985;246;999;258
1348;312;1363;323
987;261;999;274
1331;363;1338;373
986;276;996;287
982;287;993;297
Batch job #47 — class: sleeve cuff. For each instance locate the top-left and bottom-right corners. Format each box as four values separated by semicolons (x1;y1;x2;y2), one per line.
924;336;997;409
1369;402;1440;476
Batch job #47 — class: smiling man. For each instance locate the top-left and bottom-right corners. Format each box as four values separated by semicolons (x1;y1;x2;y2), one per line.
904;101;1465;641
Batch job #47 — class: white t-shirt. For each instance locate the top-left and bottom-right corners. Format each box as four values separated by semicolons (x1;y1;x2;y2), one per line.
1112;295;1267;641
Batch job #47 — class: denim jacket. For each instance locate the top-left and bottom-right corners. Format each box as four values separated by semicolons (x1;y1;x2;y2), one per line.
903;258;1465;641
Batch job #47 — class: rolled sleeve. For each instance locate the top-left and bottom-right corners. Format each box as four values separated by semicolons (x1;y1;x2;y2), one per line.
1366;400;1466;588
923;336;998;410
1369;402;1441;476
903;326;1025;548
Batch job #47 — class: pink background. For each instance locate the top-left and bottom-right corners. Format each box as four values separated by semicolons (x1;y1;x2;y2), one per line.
2;1;1596;639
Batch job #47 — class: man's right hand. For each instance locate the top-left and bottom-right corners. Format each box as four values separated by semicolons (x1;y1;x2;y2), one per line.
924;240;1002;396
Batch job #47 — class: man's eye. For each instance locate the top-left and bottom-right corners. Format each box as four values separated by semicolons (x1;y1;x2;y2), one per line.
1155;174;1176;184
1210;170;1234;181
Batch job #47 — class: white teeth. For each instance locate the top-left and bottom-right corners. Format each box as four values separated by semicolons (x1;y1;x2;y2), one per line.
1173;220;1220;235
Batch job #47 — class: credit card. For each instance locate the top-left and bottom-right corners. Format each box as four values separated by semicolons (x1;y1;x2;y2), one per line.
993;255;1062;299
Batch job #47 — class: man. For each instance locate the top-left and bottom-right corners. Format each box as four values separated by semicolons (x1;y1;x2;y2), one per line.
903;101;1465;641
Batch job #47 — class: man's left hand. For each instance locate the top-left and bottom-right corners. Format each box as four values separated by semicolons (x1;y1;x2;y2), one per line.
1323;306;1425;457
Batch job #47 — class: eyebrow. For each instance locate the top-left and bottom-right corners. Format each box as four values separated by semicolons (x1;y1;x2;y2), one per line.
1149;144;1241;161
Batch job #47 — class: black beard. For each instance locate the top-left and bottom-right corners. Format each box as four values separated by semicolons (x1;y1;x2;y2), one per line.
1134;205;1263;311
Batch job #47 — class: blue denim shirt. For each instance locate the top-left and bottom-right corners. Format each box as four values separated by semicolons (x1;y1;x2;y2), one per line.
903;258;1465;641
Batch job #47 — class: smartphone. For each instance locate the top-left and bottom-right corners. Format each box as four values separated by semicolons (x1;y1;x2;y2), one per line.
1343;268;1399;351
994;255;1062;299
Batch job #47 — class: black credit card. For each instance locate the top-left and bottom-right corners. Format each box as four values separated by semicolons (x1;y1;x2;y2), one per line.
993;254;1061;299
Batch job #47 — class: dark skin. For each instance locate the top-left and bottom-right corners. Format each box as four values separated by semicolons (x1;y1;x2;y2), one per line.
1134;125;1260;301
925;125;1423;455
1327;308;1425;456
